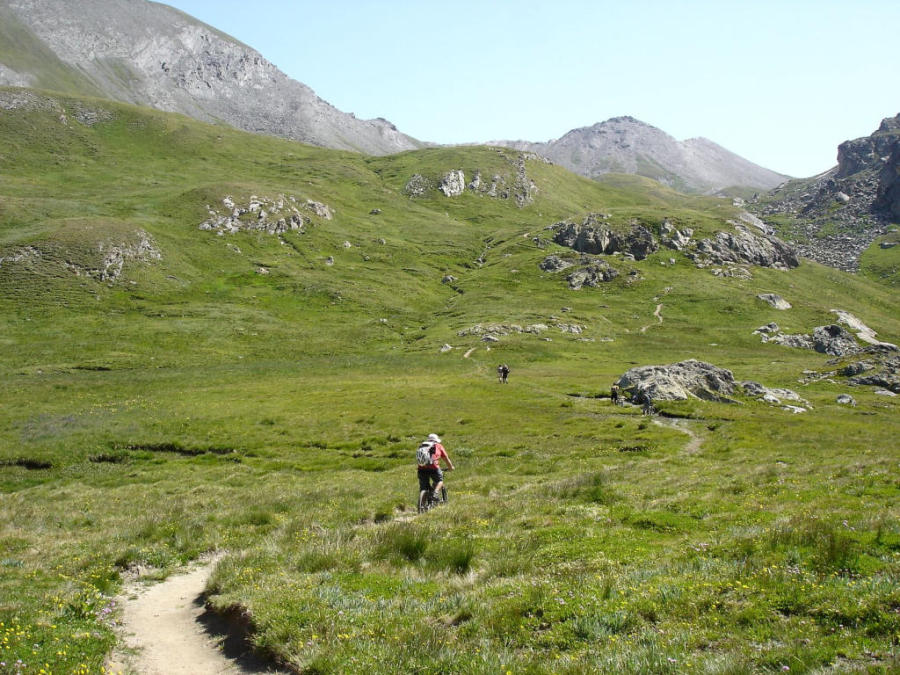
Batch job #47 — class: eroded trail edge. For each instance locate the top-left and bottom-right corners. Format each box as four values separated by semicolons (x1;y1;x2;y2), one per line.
108;555;275;674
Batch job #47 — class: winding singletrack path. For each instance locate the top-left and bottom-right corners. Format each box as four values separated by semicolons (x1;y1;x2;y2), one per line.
108;557;279;674
653;417;704;454
640;303;664;333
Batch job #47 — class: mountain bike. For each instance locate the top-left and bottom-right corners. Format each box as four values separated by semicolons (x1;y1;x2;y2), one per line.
417;485;448;513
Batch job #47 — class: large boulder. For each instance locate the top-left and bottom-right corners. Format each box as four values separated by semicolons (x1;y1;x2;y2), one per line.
616;359;736;402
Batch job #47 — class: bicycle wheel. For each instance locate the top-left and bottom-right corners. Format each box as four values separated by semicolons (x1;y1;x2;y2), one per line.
418;489;430;513
440;486;448;504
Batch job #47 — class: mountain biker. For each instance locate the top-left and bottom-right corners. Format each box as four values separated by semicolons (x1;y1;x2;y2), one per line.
417;433;454;499
497;364;510;384
610;383;620;405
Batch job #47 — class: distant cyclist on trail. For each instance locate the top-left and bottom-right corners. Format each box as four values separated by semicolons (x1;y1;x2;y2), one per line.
641;392;654;416
610;383;620;405
497;364;510;384
417;433;454;500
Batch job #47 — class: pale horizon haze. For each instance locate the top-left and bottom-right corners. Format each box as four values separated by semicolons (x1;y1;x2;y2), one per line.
163;0;899;178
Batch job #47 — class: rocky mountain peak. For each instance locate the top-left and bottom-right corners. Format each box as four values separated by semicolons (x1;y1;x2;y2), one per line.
494;117;786;195
0;0;423;155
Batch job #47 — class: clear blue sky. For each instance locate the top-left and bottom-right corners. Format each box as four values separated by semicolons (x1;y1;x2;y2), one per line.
164;0;898;178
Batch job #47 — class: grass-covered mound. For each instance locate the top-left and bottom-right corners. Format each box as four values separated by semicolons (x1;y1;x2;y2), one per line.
0;88;898;673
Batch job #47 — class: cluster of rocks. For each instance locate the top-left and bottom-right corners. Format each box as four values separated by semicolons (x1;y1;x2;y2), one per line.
754;322;862;356
0;230;161;283
837;348;900;394
539;254;621;290
0;245;42;269
198;194;333;236
659;219;694;250
616;359;812;412
405;151;539;207
457;321;585;342
750;114;900;272
755;310;897;357
565;261;620;290
801;346;900;396
86;230;162;282
552;214;658;260
548;214;799;280
740;380;811;412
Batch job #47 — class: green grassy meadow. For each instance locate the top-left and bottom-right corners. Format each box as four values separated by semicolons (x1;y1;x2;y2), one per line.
1;89;898;674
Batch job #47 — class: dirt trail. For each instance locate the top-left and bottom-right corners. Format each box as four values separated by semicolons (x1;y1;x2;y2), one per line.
640;303;664;333
108;556;279;674
653;417;704;454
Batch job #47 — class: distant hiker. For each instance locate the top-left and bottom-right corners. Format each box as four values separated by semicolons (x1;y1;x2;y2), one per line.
416;433;454;497
498;364;510;384
641;393;654;416
610;383;620;406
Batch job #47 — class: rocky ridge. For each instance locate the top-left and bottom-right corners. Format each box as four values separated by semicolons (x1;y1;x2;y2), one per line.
0;0;422;155
751;114;900;272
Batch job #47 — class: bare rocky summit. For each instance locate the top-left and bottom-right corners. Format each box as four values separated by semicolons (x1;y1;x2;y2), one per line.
0;0;423;155
494;116;787;194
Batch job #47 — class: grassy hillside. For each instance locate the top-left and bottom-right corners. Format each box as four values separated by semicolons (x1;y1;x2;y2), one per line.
1;89;898;674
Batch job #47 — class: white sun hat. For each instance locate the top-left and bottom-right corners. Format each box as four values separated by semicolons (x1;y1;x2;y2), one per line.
427;433;441;443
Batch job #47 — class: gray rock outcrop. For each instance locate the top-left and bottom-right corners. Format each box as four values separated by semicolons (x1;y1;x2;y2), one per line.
439;170;466;197
660;220;693;250
566;262;619;290
405;150;538;206
552;215;658;260
691;224;799;270
616;359;736;402
812;324;861;356
404;174;431;197
768;333;815;350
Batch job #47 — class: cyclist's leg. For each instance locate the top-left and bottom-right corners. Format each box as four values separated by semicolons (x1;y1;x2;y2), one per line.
432;467;445;497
